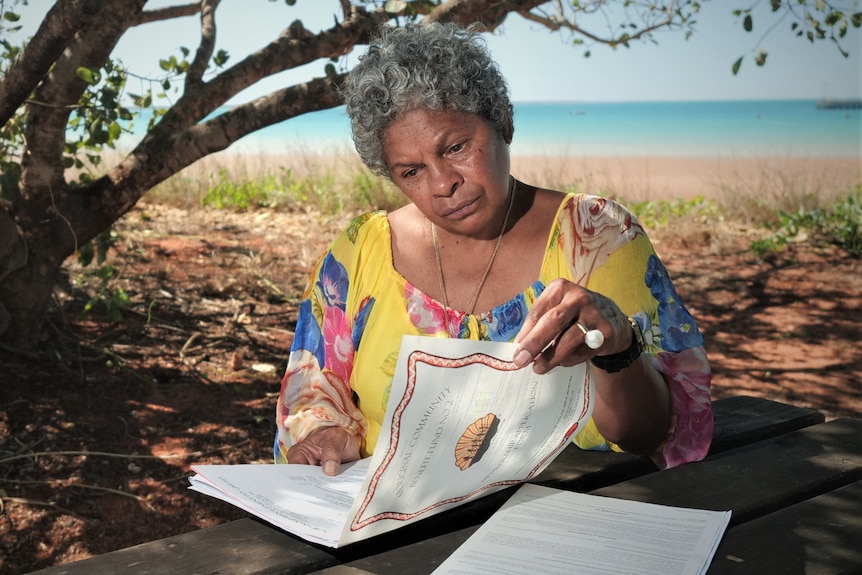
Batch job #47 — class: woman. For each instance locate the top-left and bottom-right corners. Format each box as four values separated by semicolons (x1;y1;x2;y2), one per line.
275;22;712;476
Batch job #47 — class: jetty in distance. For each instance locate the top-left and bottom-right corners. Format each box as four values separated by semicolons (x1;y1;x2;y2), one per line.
816;98;862;110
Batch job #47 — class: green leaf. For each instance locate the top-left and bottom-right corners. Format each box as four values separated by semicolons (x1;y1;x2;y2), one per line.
771;0;782;11
2;11;21;22
743;14;753;32
76;67;101;85
134;93;152;108
851;12;862;27
213;49;229;67
732;56;743;75
78;242;95;267
824;11;843;27
108;121;121;143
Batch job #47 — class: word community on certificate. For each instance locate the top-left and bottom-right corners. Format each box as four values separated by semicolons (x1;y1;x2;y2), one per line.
189;335;594;548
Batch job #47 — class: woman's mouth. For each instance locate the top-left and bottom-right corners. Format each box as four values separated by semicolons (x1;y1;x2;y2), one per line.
442;197;478;219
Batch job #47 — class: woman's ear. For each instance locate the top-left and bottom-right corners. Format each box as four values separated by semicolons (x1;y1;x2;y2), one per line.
502;119;514;145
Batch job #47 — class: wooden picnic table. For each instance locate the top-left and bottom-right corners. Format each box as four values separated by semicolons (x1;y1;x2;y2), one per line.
27;395;862;575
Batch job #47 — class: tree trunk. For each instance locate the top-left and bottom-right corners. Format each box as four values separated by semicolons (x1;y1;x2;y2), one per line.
0;208;67;350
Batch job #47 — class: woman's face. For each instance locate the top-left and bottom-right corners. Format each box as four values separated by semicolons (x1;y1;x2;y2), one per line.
382;108;512;240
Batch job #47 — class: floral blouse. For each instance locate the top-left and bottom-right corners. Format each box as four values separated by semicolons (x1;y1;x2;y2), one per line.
275;193;713;469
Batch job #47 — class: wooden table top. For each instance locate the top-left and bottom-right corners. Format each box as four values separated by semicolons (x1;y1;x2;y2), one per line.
27;396;861;575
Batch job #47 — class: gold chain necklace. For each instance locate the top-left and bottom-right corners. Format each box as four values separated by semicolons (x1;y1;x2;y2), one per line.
431;177;516;334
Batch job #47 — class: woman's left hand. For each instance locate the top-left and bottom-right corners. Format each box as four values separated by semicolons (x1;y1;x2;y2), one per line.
512;278;632;374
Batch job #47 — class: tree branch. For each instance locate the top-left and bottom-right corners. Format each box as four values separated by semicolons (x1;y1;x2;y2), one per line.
184;0;219;92
518;0;681;47
19;1;144;236
426;0;548;30
169;74;347;165
153;5;388;130
0;0;101;126
339;0;352;20
66;74;348;245
133;2;200;26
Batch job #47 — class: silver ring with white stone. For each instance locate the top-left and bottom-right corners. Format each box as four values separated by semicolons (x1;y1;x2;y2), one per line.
576;322;604;350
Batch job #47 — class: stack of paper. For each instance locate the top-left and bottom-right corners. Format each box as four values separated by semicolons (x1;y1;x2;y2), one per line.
432;484;731;575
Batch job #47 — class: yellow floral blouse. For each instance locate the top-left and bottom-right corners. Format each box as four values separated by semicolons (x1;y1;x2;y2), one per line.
275;193;713;469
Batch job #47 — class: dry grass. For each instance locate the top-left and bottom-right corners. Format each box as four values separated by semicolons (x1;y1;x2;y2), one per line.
142;149;405;214
122;149;862;255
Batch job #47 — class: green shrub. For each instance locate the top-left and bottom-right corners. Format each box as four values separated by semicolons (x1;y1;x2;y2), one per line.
200;167;301;211
627;195;721;230
76;227;131;322
751;187;862;257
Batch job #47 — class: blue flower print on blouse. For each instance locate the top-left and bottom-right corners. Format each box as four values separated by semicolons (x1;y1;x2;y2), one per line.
644;255;703;352
352;296;375;350
487;293;529;341
317;253;349;310
293;299;324;366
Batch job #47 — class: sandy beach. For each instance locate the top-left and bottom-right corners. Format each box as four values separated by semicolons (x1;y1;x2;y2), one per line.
509;155;862;202
192;148;860;203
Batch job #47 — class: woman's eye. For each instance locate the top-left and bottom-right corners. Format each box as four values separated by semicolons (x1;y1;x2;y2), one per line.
449;141;466;153
402;167;418;179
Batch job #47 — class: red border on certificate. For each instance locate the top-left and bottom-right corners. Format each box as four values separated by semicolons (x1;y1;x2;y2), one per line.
350;350;592;531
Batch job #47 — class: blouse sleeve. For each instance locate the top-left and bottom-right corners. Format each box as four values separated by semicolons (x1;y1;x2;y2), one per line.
563;194;714;469
273;219;372;463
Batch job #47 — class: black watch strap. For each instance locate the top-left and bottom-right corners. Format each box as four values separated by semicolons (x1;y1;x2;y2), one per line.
590;317;645;373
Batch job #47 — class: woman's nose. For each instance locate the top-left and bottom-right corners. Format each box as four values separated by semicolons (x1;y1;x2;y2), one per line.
429;162;460;197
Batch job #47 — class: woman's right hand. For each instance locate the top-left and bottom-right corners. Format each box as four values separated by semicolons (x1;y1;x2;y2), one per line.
512;278;631;374
286;426;361;476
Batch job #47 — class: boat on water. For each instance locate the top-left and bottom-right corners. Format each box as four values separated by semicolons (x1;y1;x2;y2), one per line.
816;98;862;110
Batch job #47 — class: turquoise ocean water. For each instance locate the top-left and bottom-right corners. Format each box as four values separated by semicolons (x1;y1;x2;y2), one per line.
133;99;861;158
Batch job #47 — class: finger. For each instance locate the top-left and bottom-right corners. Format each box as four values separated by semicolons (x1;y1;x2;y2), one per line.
515;320;583;373
514;311;576;368
319;439;346;476
286;442;322;466
513;280;570;344
535;321;593;373
514;285;584;367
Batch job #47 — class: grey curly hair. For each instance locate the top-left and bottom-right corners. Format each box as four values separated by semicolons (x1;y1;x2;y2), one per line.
341;22;514;179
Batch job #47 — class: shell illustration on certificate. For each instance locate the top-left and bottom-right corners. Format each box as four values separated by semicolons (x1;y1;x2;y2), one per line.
454;413;500;470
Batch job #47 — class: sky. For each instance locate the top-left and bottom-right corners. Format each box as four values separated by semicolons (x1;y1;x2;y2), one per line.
11;0;862;103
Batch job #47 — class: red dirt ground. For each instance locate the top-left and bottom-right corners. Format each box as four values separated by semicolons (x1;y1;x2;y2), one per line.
1;203;860;575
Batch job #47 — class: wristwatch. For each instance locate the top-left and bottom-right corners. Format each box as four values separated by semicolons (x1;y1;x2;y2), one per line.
590;317;645;373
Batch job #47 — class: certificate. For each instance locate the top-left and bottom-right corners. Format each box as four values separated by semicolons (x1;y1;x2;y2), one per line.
190;335;594;547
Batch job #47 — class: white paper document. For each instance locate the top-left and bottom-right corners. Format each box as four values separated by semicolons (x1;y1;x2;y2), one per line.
190;335;594;547
189;459;370;546
432;483;731;575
